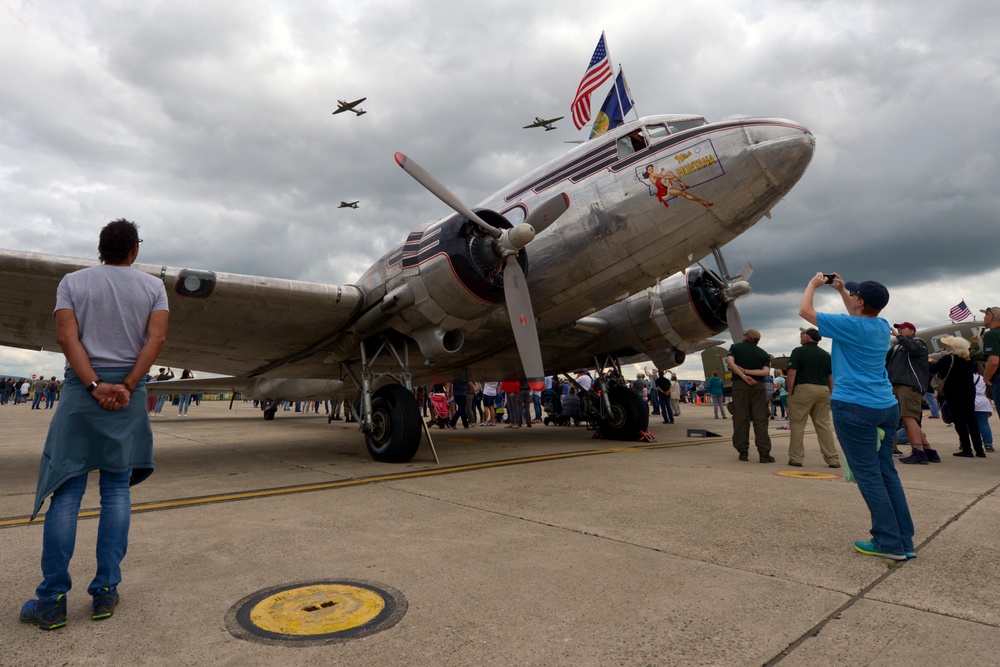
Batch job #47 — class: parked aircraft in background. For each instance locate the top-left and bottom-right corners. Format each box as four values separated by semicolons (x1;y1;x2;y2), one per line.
0;112;815;463
523;116;564;131
338;201;360;209
333;98;367;116
916;320;985;358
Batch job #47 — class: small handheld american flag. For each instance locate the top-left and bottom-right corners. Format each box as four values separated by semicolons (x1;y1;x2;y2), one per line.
949;300;972;322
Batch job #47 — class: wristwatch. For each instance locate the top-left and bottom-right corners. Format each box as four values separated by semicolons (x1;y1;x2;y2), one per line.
86;380;101;393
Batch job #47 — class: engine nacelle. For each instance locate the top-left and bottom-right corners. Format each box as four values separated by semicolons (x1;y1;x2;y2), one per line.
370;210;528;361
576;266;741;371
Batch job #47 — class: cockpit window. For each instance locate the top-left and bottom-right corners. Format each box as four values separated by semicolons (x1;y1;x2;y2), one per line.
644;124;669;140
616;131;648;158
666;118;707;134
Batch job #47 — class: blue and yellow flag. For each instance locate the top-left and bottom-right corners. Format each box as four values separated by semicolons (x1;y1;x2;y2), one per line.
590;68;634;138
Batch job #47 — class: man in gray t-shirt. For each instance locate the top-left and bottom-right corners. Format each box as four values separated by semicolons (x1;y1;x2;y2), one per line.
55;264;167;369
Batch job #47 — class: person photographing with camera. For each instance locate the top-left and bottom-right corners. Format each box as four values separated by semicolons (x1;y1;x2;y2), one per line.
799;272;914;562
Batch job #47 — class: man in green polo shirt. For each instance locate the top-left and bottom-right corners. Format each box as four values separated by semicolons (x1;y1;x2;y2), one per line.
981;307;1000;413
786;327;840;468
726;328;774;462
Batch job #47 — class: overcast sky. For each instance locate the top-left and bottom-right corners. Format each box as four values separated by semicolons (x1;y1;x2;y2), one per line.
2;0;999;381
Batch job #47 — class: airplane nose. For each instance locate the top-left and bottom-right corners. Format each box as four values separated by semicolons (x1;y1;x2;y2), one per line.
745;121;816;190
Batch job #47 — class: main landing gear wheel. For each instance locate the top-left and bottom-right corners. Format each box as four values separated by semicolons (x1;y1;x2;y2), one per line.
365;384;422;463
597;386;649;441
263;401;278;421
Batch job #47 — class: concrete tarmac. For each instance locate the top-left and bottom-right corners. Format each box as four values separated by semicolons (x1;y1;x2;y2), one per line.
2;399;1000;666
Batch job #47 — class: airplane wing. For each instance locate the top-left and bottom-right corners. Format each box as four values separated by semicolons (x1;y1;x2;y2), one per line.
145;377;257;394
0;250;365;378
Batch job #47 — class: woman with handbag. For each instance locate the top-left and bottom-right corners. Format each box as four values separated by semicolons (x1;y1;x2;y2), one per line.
930;337;985;458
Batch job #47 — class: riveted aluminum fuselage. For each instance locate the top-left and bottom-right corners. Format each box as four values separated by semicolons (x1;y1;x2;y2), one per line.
353;114;814;377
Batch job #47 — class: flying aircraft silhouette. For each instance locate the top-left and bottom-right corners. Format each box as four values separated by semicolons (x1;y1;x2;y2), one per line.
333;98;367;116
523;116;564;131
338;201;360;209
0;113;815;463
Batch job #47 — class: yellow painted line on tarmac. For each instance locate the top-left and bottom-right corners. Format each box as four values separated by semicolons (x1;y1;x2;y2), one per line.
0;437;716;529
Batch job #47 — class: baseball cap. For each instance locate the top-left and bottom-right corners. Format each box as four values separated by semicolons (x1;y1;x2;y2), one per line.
893;321;916;332
799;327;821;342
981;307;1000;319
743;328;761;341
844;280;890;310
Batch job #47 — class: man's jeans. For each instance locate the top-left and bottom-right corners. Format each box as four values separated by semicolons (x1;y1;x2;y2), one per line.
37;470;131;601
924;391;940;418
830;399;913;555
657;393;673;422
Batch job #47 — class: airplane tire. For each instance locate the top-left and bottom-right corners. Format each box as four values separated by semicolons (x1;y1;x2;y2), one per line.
263;402;278;421
366;384;422;463
597;386;649;441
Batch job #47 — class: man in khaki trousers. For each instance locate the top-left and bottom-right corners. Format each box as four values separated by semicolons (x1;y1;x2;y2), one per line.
786;328;841;468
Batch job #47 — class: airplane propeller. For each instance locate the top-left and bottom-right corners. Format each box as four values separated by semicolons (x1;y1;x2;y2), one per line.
395;152;570;388
697;251;753;344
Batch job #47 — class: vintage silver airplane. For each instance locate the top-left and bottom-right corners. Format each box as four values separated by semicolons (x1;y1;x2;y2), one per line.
523;116;564;131
0;113;815;463
333;97;367;116
338;201;360;209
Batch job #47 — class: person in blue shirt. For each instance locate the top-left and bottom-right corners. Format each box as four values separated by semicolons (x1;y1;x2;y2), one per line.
799;272;914;562
706;371;725;419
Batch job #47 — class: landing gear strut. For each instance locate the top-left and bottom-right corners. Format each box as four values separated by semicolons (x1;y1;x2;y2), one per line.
563;353;649;441
341;336;428;463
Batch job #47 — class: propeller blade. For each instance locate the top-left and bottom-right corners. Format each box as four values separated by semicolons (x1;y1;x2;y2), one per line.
395;152;501;239
523;193;570;235
503;255;545;390
726;301;744;344
732;261;753;282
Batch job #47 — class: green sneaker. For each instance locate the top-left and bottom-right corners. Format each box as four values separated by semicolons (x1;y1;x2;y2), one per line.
92;587;119;620
20;594;67;630
854;540;907;561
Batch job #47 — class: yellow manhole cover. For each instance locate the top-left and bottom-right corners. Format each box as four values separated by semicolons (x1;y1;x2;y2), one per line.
226;580;406;646
776;470;840;480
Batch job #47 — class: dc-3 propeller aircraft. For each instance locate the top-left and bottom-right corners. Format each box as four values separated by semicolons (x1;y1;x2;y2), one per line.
0;113;815;463
523;116;564;131
338;201;360;209
332;98;367;116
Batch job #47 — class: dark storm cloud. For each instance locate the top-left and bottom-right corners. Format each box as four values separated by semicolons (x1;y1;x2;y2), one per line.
1;0;998;379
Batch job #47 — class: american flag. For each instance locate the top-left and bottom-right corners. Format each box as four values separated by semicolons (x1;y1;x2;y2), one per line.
949;300;972;322
571;33;613;130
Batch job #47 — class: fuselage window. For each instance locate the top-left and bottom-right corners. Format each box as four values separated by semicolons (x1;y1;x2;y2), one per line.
617;131;647;159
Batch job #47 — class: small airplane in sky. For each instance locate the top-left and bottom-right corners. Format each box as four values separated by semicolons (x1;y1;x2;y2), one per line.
333;98;367;116
338;201;360;209
1;112;815;464
523;116;564;131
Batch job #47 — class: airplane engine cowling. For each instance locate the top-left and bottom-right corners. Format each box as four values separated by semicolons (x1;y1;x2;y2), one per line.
586;266;737;371
378;210;529;359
